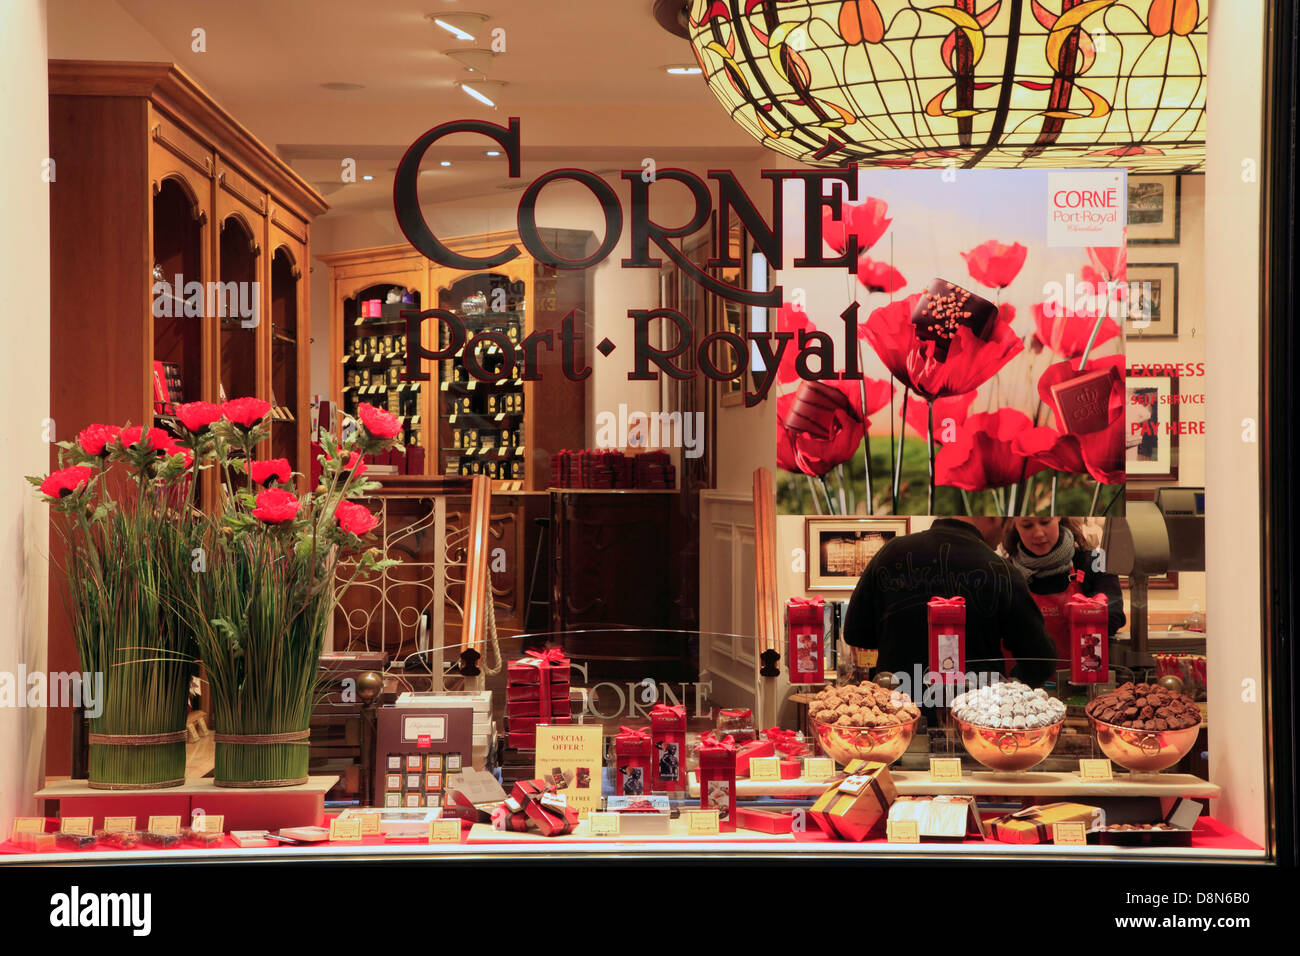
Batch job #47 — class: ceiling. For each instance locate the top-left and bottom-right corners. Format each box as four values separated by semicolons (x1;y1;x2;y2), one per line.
106;0;766;213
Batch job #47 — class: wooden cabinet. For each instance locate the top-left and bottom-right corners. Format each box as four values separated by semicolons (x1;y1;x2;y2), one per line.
45;60;327;776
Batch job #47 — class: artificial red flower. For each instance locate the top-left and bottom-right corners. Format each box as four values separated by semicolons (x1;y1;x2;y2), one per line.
119;426;170;452
159;441;193;468
341;451;368;478
76;424;120;457
251;488;300;524
935;409;1049;490
776;383;864;477
863;292;1023;401
249;458;292;487
821;196;891;256
40;465;93;499
357;402;402;439
1036;353;1126;484
222;397;271;429
177;401;223;434
1031;302;1121;359
961;240;1028;289
775;301;817;384
335;500;379;536
903;389;977;438
856;257;906;293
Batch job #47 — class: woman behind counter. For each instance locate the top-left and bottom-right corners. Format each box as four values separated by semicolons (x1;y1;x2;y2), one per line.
1002;517;1127;665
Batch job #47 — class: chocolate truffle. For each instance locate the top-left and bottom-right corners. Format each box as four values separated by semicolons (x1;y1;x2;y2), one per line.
910;279;999;360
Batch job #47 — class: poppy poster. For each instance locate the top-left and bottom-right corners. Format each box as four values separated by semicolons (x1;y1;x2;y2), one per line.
773;169;1127;519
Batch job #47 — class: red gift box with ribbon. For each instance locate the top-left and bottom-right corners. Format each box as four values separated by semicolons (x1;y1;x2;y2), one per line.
716;707;756;744
696;732;738;831
765;727;809;777
786;597;826;684
927;595;966;684
506;714;573;733
507;649;571;733
524;792;580;837
1068;593;1110;683
506;683;571;704
735;738;775;777
614;725;653;796
649;703;687;792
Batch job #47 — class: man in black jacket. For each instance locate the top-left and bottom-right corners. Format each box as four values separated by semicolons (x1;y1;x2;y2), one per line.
843;517;1056;690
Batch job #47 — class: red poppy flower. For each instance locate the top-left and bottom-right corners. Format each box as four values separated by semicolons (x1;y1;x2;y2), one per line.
40;465;93;499
1011;425;1087;475
1031;302;1121;359
1036;354;1126;484
119;426;171;452
223;397;271;429
251;488;300;524
821;196;891;256
249;458;292;487
856;257;906;293
76;424;120;457
357;402;402;439
776;385;864;477
863;292;1023;401
903;389;977;438
961;240;1028;289
935;409;1049;490
160;441;194;468
177;401;223;434
1086;246;1125;283
335;500;379;537
342;451;369;478
775;302;817;384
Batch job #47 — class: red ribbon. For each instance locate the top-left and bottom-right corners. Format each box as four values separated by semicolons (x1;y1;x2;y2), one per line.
1067;592;1109;610
787;597;824;610
524;648;569;665
718;708;752;720
519;648;568;721
697;731;738;753
615;725;651;744
650;703;686;721
928;595;966;608
763;727;809;757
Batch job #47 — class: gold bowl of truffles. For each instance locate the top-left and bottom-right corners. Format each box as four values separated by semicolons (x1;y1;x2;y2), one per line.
1085;681;1202;773
953;716;1065;772
949;682;1068;772
807;682;921;765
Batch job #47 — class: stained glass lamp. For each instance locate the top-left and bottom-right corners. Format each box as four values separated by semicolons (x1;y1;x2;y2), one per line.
685;0;1206;170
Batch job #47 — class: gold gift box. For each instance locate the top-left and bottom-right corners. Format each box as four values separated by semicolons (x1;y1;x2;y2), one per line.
989;802;1104;844
809;761;897;841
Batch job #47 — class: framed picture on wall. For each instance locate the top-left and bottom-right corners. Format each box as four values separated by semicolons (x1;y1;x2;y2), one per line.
805;517;910;591
1126;373;1180;481
1127;175;1181;245
1118;491;1179;590
1126;262;1179;339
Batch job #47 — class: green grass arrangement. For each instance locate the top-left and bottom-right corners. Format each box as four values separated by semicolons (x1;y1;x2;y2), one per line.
33;425;199;789
173;398;397;787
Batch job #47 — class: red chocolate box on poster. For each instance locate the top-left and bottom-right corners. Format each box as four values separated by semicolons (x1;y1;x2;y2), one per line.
649;703;687;793
927;595;966;684
696;732;739;832
1068;592;1110;683
614;725;653;797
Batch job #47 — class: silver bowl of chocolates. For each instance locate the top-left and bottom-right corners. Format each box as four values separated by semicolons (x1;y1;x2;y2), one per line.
1085;681;1201;773
951;681;1066;772
808;682;921;766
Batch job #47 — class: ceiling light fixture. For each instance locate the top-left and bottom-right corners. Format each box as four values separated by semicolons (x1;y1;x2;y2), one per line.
664;64;702;75
362;175;374;181
457;79;506;108
426;12;489;42
440;160;452;167
444;48;498;73
485;150;501;157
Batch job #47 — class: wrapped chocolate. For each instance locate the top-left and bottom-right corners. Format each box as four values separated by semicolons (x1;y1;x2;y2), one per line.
524;792;580;837
649;703;687;793
696;732;738;832
1068;593;1109;683
786;597;826;684
614;725;653;796
911;279;998;360
927;595;966;684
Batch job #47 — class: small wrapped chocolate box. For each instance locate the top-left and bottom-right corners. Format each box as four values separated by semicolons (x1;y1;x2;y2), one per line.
809;762;897;841
989;802;1105;844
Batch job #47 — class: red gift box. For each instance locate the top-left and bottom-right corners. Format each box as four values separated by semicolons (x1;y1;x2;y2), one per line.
649;703;687;793
614;725;653;797
927;595;966;684
736;807;794;834
696;732;738;831
506;683;571;704
505;695;571;718
1068;593;1110;683
786;597;825;684
507;648;571;724
506;715;573;733
735;738;775;777
524;793;580;836
507;731;536;750
505;778;550;814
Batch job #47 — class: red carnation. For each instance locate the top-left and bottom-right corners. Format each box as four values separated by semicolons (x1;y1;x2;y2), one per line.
249;458;292;487
1036;354;1126;484
160;441;194;468
1031;302;1121;359
335;500;379;536
863;293;1023;401
961;240;1028;289
935;409;1049;490
856;257;906;294
251;488;300;524
223;397;271;429
177;401;223;434
119;425;170;452
40;465;93;499
76;424;120;457
357;402;401;439
821;196;891;256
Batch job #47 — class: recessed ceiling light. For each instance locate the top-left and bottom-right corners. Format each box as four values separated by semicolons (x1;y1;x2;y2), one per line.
321;81;365;91
443;49;498;74
426;12;489;41
457;80;505;108
665;65;702;75
362;175;374;181
485;150;501;157
440;160;452;167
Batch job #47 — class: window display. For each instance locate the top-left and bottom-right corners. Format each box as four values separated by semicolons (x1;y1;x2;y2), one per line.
0;0;1296;925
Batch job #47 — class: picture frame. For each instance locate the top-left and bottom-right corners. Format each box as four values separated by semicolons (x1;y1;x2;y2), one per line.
1117;491;1179;590
805;517;910;591
1126;262;1179;339
1127;175;1181;245
1126;373;1180;481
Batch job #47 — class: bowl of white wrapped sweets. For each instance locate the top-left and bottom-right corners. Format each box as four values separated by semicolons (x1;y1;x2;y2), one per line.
950;681;1066;772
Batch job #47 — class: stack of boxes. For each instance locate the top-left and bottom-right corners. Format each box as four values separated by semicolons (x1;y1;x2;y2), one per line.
395;691;495;772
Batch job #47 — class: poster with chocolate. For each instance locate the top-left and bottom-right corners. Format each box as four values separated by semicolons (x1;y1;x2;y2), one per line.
533;724;603;820
775;169;1127;517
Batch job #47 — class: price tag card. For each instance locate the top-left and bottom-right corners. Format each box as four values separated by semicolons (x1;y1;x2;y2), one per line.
353;812;381;836
103;817;136;834
428;819;460;843
1079;759;1114;781
887;819;920;843
686;810;721;835
588;813;621;837
929;758;963;782
147;816;182;836
328;817;363;842
59;817;94;837
10;818;44;838
802;757;835;781
748;757;781;781
1053;822;1088;845
190;814;224;834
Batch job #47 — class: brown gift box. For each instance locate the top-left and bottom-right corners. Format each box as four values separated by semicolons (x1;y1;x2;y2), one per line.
808;761;897;841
